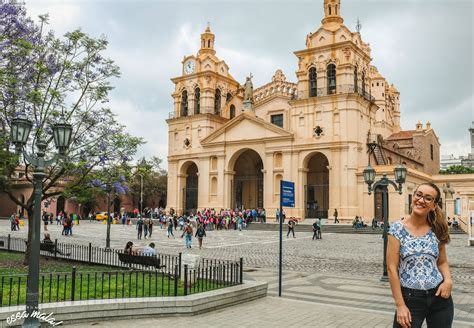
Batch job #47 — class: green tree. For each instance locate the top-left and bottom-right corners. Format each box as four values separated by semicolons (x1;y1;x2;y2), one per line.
439;165;474;175
0;1;143;263
131;157;167;211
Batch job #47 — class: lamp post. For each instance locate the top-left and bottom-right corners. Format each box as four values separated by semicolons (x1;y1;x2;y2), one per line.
11;112;72;328
363;159;407;282
138;173;144;216
105;186;112;250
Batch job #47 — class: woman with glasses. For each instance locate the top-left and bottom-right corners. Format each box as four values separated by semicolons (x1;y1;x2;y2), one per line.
387;183;453;328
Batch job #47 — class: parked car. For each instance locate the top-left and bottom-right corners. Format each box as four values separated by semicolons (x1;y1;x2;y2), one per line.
95;212;109;221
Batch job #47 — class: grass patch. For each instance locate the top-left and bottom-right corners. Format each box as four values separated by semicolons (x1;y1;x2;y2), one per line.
0;251;228;306
0;251;118;275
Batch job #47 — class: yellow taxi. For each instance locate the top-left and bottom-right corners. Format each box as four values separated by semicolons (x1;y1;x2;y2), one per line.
95;212;109;221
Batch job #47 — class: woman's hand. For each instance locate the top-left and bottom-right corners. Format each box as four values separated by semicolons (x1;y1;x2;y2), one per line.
396;304;412;328
436;280;452;298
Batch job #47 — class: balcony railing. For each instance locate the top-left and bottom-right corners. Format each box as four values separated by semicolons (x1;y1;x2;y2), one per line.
311;84;375;102
169;106;223;119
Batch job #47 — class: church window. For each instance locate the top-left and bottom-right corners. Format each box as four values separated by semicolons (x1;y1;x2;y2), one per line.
194;88;200;114
329;5;331;15
210;156;218;171
181;90;188;117
335;5;338;15
207;40;210;48
430;144;434;160
214;89;221;115
382;93;384;97
226;92;232;102
275;174;283;195
327;64;336;95
210;176;217;194
230;104;236;119
308;67;317;97
271;114;283;128
362;71;366;96
377;82;379;86
354;68;358;93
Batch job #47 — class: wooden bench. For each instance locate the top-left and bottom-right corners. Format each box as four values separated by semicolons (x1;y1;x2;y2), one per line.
24;241;58;254
118;252;165;269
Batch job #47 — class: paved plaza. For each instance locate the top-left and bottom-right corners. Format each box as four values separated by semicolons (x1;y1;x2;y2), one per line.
1;221;473;327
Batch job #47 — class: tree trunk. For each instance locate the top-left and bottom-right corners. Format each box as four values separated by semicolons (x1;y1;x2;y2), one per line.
23;207;34;266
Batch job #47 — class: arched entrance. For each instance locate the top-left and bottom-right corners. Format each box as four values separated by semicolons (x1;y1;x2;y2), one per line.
232;150;263;210
182;163;198;215
56;196;65;215
305;153;329;218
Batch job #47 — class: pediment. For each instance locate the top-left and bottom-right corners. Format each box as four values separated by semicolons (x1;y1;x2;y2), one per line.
201;113;293;146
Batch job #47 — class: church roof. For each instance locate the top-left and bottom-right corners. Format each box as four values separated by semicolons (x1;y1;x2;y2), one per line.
387;131;415;140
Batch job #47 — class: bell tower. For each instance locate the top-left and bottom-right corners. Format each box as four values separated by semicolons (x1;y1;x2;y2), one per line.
322;0;344;29
199;23;216;56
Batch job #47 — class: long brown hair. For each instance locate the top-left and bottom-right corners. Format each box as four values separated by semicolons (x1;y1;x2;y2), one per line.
417;183;450;244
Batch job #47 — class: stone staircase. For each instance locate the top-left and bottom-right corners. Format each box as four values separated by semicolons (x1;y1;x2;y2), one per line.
246;223;467;234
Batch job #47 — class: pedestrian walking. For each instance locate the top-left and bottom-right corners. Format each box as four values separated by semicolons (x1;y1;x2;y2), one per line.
137;216;144;240
387;183;453;328
42;211;49;231
195;224;207;249
333;208;339;223
276;208;280;223
143;218;149;239
181;221;193;249
148;218;153;238
10;213;16;231
287;217;296;238
167;218;175;238
313;220;319;240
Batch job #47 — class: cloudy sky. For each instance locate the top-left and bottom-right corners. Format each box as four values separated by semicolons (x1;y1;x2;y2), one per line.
25;0;473;167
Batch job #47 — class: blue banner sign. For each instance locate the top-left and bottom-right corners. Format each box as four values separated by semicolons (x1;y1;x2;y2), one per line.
281;180;295;207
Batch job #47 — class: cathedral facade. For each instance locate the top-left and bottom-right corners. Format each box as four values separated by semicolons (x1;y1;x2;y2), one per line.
166;0;447;222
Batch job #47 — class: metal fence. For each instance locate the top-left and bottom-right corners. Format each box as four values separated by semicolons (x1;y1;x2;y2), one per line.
0;234;180;271
0;235;243;306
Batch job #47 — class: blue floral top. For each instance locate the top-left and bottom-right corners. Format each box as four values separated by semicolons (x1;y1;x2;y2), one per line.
388;221;443;290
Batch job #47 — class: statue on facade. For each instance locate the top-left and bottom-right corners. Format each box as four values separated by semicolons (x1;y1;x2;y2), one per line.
442;183;455;199
243;73;253;102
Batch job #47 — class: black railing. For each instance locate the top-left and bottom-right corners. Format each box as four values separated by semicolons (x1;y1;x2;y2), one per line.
0;235;180;272
308;84;375;102
0;235;243;306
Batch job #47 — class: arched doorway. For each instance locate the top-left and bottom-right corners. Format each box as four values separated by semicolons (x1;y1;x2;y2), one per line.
232;150;263;210
56;196;65;215
183;163;198;215
305;153;329;218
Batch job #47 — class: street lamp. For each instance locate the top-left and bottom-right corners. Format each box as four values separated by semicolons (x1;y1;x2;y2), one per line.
105;185;113;250
363;156;407;282
138;173;144;216
11;112;72;328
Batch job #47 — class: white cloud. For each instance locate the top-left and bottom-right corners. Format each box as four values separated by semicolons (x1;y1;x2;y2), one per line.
26;0;82;36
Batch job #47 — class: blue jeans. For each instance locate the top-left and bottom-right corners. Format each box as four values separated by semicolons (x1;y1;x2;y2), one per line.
185;234;192;248
393;285;454;328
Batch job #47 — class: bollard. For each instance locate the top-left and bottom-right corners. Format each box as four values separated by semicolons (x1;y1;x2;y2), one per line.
184;264;188;296
71;266;77;301
239;257;243;284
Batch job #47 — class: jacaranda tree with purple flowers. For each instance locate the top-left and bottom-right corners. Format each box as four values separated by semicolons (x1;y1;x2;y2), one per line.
0;1;143;263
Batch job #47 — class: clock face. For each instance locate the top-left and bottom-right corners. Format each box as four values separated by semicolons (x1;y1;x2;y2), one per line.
184;60;195;74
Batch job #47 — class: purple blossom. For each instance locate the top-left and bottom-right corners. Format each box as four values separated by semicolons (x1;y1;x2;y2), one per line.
119;175;125;182
113;181;126;194
91;178;102;187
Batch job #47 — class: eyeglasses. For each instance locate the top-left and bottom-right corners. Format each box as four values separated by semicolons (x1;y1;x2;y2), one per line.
413;191;436;204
